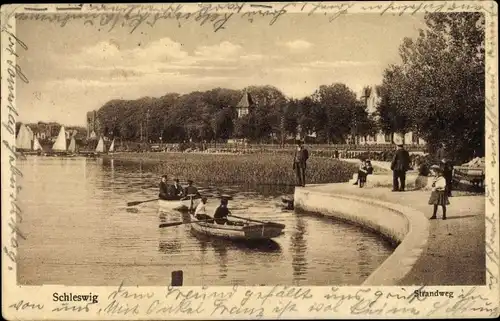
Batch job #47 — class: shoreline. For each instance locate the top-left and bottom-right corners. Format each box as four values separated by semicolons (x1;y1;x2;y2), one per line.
294;183;485;285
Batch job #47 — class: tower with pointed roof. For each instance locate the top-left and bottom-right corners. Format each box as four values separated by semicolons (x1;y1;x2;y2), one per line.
235;91;255;118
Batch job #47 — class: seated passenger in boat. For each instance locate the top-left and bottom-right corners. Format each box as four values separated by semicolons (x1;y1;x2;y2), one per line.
214;198;231;225
158;175;170;200
183;180;201;198
172;178;184;197
159;177;183;201
194;197;213;222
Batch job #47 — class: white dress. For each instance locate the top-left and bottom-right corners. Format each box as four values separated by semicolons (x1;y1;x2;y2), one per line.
194;202;206;215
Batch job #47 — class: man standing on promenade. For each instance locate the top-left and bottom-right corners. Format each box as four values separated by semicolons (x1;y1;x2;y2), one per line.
293;141;309;187
391;143;411;191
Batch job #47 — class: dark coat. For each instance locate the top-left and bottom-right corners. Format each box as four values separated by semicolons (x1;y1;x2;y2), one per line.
166;184;179;197
436;147;448;162
184;185;200;197
293;148;309;167
214;205;230;224
391;149;411;172
159;182;169;199
173;183;183;196
214;205;230;219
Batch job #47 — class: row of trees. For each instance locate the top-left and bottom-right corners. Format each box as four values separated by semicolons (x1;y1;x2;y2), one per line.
96;13;485;161
97;84;376;145
377;12;485;162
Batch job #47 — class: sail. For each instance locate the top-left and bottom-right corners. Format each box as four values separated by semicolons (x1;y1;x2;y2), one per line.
109;138;115;153
33;137;42;151
52;126;67;151
68;136;76;152
26;126;34;141
95;137;105;153
16;124;32;150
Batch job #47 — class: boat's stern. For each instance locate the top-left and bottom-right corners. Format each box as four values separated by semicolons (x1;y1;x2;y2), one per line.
243;222;285;240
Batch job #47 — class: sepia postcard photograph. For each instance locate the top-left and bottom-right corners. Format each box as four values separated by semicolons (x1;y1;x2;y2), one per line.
1;1;499;320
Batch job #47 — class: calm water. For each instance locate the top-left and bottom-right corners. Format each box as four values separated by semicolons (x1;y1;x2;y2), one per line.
17;156;393;286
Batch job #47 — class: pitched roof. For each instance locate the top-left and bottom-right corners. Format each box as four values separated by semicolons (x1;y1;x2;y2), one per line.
236;92;254;108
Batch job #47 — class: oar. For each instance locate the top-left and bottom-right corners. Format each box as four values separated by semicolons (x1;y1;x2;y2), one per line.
159;218;213;228
228;214;285;228
127;198;158;206
228;213;267;224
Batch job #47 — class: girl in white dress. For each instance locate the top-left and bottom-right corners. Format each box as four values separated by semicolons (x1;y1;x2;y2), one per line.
428;165;450;220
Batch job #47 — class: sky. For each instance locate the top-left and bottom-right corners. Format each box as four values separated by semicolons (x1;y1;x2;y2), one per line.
16;12;426;126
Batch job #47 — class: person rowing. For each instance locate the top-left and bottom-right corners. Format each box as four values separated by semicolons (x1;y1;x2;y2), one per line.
183;180;201;199
214;198;231;225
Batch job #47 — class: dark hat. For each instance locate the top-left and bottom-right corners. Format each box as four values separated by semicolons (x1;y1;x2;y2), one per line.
221;198;228;205
174;178;180;182
187;179;193;184
161;175;168;179
397;143;404;147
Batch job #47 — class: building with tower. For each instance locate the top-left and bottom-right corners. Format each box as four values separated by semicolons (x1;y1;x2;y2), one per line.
235;91;254;118
86;110;101;139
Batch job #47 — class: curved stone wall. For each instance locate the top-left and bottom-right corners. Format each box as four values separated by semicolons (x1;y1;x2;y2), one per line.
293;188;430;285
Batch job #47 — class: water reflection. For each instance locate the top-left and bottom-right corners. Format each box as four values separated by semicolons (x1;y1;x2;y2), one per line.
191;233;283;282
211;240;229;279
290;214;308;284
158;240;181;254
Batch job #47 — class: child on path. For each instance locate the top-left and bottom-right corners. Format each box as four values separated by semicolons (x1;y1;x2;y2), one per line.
428;165;450;220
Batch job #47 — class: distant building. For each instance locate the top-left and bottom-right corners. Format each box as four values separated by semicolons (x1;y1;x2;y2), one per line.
235;91;255;118
35;121;59;140
86;110;101;139
226;92;256;144
354;85;426;146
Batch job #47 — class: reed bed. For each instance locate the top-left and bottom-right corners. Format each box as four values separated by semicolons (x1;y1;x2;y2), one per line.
108;152;357;185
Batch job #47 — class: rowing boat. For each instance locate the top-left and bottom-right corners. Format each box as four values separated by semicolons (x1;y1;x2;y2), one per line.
158;198;201;211
189;213;285;241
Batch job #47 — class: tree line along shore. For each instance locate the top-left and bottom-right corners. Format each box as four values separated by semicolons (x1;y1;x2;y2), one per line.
18;13;484;166
93;13;484;164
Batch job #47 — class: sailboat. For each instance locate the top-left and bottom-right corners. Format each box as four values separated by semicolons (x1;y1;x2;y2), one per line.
16;123;42;155
67;135;77;156
51;126;68;156
16;124;33;150
95;136;106;154
33;136;42;151
108;138;115;155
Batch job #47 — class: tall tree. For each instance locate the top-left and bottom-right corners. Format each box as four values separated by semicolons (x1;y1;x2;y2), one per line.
312;83;358;143
376;65;414;142
381;12;485;161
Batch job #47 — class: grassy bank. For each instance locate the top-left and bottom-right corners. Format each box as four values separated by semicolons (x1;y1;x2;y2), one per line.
105;152;357;185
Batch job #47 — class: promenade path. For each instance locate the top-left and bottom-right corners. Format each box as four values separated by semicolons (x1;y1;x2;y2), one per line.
303;183;485;285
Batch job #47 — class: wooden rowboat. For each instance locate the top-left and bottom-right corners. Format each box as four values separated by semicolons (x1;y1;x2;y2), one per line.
189;213;285;241
158;198;201;212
